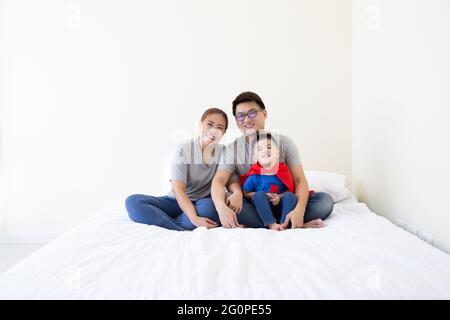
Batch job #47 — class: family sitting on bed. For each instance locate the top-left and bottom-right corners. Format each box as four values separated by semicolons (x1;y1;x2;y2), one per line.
125;91;334;231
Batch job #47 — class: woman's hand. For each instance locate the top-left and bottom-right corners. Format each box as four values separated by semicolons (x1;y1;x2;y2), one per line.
267;193;280;206
226;191;243;214
191;216;219;229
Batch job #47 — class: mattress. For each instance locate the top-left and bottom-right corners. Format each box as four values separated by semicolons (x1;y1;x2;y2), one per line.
1;196;450;299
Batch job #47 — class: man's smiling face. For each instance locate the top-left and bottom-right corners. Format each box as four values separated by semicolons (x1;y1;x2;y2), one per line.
234;101;267;135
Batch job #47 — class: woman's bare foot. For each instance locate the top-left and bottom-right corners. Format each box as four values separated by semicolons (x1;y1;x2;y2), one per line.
268;223;282;231
303;219;324;228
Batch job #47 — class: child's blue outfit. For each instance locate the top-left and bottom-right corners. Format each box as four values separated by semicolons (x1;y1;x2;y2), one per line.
241;162;297;226
242;174;288;194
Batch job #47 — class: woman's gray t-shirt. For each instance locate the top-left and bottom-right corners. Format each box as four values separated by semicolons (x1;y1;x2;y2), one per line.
167;137;224;201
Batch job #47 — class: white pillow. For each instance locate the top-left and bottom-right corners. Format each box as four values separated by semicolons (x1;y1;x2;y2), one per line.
304;171;351;203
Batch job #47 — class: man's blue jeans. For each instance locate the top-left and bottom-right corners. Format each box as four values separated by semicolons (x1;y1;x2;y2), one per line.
237;191;334;228
125;195;220;231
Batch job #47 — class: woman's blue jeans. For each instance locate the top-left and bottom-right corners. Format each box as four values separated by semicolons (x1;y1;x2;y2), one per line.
125;195;220;231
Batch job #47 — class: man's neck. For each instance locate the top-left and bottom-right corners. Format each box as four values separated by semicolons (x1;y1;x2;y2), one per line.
244;129;265;143
244;135;254;144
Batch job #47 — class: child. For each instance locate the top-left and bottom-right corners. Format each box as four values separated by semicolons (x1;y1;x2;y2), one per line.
241;132;298;231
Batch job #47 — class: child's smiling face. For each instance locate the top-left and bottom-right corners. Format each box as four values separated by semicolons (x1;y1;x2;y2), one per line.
254;137;280;168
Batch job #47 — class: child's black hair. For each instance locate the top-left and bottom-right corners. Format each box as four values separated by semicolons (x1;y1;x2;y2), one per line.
255;130;279;148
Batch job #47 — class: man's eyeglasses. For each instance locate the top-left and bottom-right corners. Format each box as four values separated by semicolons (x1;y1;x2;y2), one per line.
236;109;260;122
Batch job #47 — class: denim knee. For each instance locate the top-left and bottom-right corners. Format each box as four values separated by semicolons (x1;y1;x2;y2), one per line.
316;192;334;219
282;191;297;202
125;194;144;221
195;198;220;222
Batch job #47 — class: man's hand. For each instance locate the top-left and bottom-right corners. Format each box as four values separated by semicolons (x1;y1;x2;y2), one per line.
191;216;219;229
267;193;280;206
226;192;243;214
281;210;304;229
217;204;244;229
282;210;325;229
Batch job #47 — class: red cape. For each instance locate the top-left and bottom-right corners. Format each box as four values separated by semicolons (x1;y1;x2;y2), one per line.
240;162;314;195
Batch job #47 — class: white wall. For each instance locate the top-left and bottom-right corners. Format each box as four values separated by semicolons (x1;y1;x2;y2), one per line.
0;0;352;234
352;0;450;252
0;0;5;231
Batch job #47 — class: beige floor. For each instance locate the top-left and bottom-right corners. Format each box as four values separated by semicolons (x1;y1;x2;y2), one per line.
0;244;44;276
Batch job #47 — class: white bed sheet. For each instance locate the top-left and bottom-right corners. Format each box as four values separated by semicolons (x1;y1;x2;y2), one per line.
1;197;450;299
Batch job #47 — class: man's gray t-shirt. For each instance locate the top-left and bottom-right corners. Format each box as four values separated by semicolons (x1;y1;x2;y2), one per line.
218;132;302;180
167;137;224;201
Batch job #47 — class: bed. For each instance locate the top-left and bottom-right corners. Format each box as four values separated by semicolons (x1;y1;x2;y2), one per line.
1;194;450;299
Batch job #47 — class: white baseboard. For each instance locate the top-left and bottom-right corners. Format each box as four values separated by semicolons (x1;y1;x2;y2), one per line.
0;232;61;244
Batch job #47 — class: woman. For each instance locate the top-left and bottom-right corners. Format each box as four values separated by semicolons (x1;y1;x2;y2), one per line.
125;108;229;230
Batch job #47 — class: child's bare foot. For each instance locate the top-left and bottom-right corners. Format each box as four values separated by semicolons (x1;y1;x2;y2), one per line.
303;219;324;228
268;223;282;231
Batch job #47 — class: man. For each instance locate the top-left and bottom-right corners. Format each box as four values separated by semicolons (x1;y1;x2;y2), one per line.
211;91;334;229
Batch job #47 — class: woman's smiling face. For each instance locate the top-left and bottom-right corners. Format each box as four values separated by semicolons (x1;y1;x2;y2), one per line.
234;101;267;135
199;112;227;146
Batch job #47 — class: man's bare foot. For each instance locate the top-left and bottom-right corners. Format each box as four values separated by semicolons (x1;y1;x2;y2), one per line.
303;219;324;228
268;223;282;231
